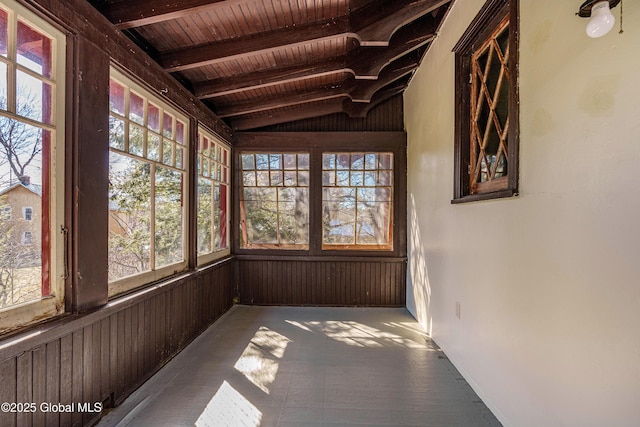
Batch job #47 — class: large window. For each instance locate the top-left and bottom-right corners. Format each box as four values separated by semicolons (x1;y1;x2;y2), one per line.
108;68;189;295
239;152;310;249
197;126;231;263
322;152;393;250
235;139;403;255
0;0;66;332
452;0;519;202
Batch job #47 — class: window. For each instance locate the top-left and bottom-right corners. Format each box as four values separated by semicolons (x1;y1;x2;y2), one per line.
108;67;189;295
197;127;231;263
0;0;66;331
239;152;309;249
23;206;32;220
452;0;519;202
322;152;393;250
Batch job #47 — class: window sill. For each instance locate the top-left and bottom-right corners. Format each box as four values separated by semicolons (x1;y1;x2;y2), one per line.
451;188;518;204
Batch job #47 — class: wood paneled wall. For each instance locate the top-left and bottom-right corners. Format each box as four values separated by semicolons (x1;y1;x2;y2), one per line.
237;257;406;306
255;95;405;132
0;260;234;427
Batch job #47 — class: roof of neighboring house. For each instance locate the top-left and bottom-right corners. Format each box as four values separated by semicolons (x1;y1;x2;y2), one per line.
0;182;43;198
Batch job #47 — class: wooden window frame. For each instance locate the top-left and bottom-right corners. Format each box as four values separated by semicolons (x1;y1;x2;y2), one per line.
233;132;407;258
321;152;394;251
0;0;66;333
196;125;231;265
452;0;519;203
107;66;191;297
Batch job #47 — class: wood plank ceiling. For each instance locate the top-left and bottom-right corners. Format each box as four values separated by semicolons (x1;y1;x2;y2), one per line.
88;0;453;131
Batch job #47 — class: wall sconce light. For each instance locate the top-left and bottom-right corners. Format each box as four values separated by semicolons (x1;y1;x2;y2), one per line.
577;0;622;38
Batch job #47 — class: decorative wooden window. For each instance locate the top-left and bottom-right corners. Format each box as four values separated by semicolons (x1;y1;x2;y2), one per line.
322;152;393;250
0;0;66;332
108;67;189;296
239;152;310;249
197;126;231;263
453;0;519;202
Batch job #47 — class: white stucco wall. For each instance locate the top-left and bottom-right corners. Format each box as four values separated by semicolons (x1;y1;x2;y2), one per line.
404;1;640;426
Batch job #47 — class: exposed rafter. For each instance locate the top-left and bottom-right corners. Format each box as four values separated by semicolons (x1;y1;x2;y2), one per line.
193;15;438;99
213;55;419;118
89;0;453;130
351;0;450;46
228;83;406;131
158;17;352;73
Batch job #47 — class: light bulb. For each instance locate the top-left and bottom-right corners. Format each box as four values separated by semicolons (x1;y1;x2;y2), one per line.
586;1;615;38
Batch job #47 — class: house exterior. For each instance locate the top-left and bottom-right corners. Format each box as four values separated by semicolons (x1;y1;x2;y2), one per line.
0;182;42;308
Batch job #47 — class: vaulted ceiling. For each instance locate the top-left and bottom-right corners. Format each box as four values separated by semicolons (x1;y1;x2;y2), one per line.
88;0;453;131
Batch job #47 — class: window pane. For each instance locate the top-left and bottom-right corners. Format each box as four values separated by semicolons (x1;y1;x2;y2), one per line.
0;119;44;308
243;188;278;245
0;9;7;57
215;183;228;250
17;20;53;78
109;116;125;150
129;91;144;125
148;102;160;132
197;178;212;254
108;153;151;281
109;80;126;115
0;62;7;110
323;188;356;244
17;70;52;125
323;152;393;250
240;152;309;249
129;124;144;156
155;166;183;268
162;112;173;138
197;128;230;259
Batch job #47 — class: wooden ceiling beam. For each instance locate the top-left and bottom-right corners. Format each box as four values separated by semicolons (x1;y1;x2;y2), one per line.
215;55;417;118
99;0;237;30
193;58;348;99
351;56;418;102
215;86;354;118
229;86;405;130
193;16;437;99
158;2;442;73
351;14;437;79
229;99;349;131
159;18;352;72
352;0;451;46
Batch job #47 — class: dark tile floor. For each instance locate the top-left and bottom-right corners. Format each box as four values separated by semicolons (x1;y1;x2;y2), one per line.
98;306;501;427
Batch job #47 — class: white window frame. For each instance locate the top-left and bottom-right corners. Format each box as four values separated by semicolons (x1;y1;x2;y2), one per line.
22;206;32;220
0;0;66;333
196;126;231;265
108;67;190;297
21;230;31;245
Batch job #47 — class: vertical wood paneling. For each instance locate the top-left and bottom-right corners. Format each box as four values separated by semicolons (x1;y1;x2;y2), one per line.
0;358;17;427
45;340;61;427
238;258;406;306
0;261;234;427
16;352;32;427
59;334;72;427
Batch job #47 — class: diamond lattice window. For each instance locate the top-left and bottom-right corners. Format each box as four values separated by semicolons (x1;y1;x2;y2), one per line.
470;17;510;193
453;0;519;202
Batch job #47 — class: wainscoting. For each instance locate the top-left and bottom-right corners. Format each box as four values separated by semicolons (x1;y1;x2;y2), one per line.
0;259;234;427
237;257;407;306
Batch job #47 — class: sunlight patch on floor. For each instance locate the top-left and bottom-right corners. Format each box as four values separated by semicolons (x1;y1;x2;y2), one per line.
234;326;291;394
195;381;262;427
